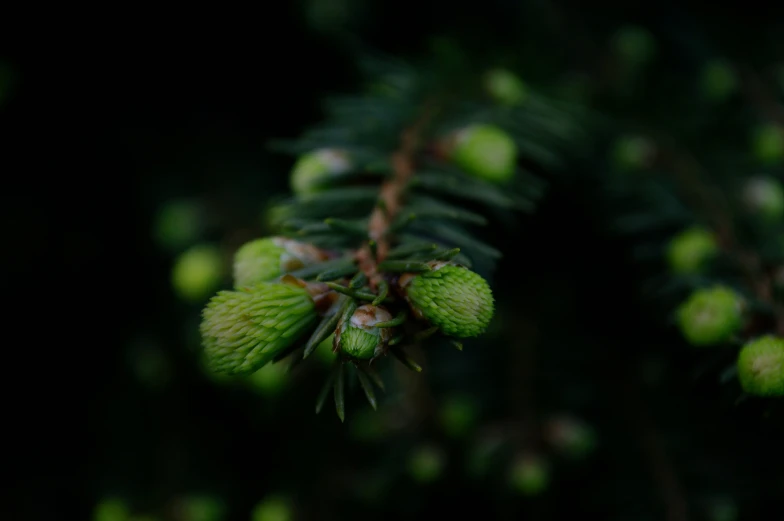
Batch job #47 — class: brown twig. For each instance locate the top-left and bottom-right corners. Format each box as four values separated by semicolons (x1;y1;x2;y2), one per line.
355;106;435;289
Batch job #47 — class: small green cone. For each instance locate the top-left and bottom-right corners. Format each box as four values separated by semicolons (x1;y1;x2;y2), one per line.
700;59;737;102
484;68;528;106
666;226;718;275
94;498;130;521
449;124;517;183
742;177;784;222
233;237;326;288
200;282;318;375
251;495;293;521
407;445;445;484
508;455;550;496
336;305;394;360
737;335;784;397
752;124;784;165
402;262;494;338
290;148;351;195
676;286;744;346
172;244;224;303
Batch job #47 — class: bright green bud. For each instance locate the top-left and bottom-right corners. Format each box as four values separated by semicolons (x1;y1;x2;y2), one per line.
676;286;744;346
247;361;288;395
438;395;479;438
233;237;326;288
200;282;318;375
178;495;226;521
737;335;784;397
509;455;550;496
172;244;224;303
290;148;351;195
449;124;517;183
484;68;528;106
700;59;737;102
611;25;656;65
152;199;205;252
611;135;656;171
753;124;784;165
336;304;393;360
94;498;130;521
403;262;494;338
251;495;293;521
407;445;445;483
544;415;596;459
742;176;784;221
666;226;718;274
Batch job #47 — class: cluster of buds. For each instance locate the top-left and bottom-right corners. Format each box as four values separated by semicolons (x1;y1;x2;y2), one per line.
199;234;496;418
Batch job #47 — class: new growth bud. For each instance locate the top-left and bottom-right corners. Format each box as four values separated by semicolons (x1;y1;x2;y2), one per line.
742;176;784;222
447;124;517;183
336;304;393;360
737;335;784;397
666;226;718;275
233;237;327;288
676;286;744;346
171;244;224;303
290;148;351;195
402;262;494;338
484;68;528;106
200;282;318;375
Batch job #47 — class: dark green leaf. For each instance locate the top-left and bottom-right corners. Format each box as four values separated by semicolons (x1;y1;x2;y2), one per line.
377;260;432;273
334;363;346;422
391;348;422;372
372;279;389;305
317;263;360;282
355;369;378;410
288;258;357;280
316;366;338;414
386;242;439;259
373;310;407;328
303;296;350;359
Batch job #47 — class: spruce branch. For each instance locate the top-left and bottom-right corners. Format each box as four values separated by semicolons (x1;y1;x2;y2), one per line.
356;104;437;288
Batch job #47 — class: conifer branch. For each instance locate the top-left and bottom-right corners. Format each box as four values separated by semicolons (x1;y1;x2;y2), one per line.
356;105;437;288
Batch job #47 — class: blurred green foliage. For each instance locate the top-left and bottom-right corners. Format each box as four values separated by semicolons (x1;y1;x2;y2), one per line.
12;2;784;521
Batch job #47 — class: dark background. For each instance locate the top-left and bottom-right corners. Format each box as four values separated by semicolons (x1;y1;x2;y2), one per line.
4;2;784;520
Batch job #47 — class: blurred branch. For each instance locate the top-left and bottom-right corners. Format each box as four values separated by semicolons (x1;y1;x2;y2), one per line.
623;373;690;521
